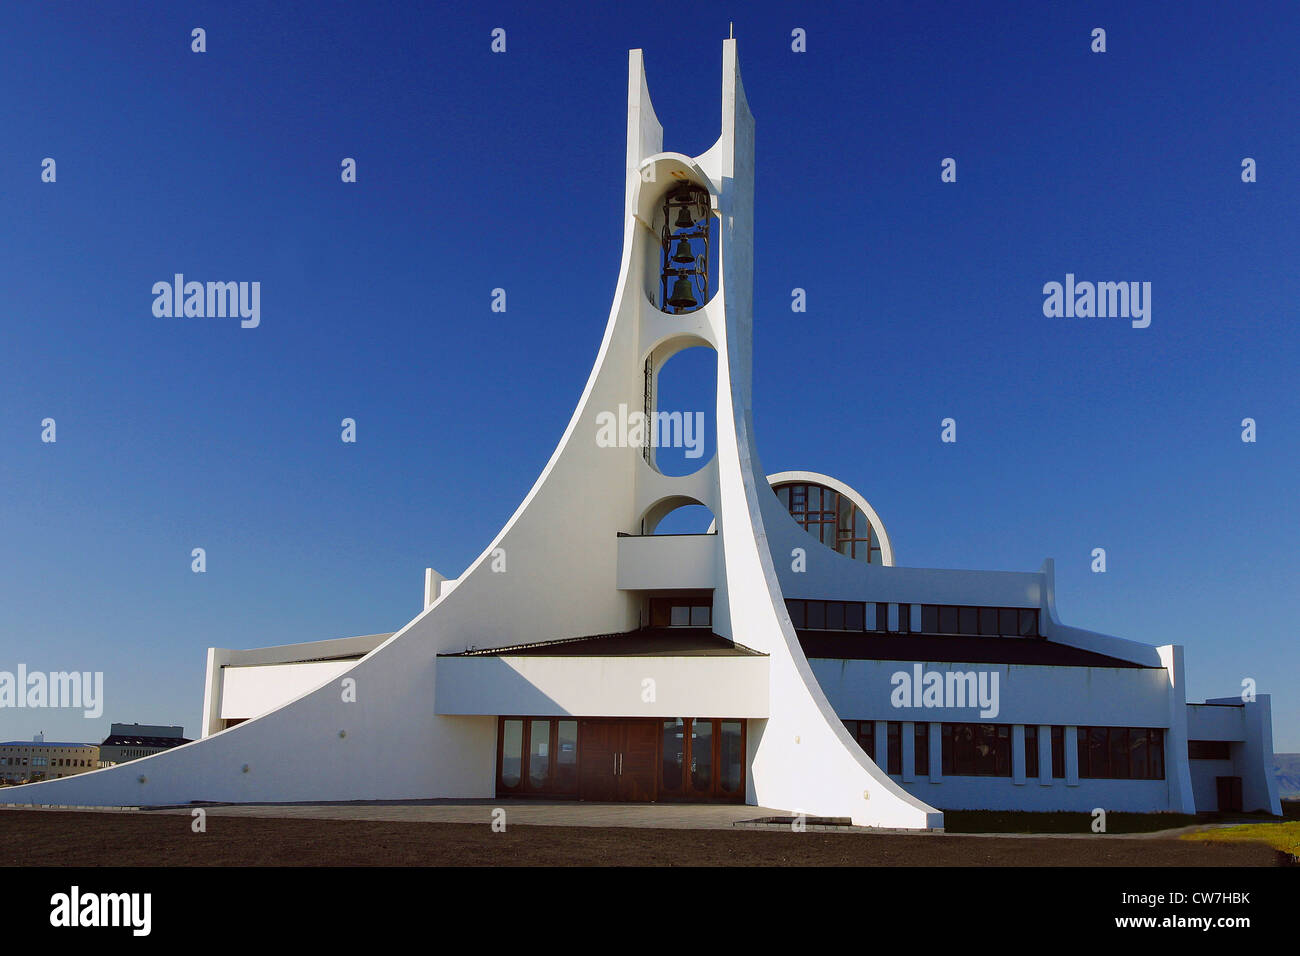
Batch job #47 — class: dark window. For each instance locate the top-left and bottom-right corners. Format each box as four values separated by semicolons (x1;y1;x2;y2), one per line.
787;599;806;628
843;719;876;762
886;722;902;775
844;601;864;631
914;723;929;776
999;608;1018;635
1129;727;1148;777
876;602;891;632
824;601;844;630
1149;729;1165;779
861;722;876;761
897;603;911;633
940;723;1012;776
958;606;979;635
786;599;866;631
650;597;712;628
979;607;999;635
1051;725;1065;778
1018;608;1039;637
805;601;825;629
1025;725;1039;778
914;605;1040;638
1188;740;1232;760
1085;727;1107;776
851;720;876;761
1109;727;1131;779
1077;726;1165;779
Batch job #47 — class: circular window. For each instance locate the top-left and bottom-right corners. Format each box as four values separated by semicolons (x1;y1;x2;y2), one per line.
771;473;892;565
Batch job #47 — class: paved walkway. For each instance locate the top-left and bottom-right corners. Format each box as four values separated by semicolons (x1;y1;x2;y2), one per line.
3;799;1226;838
138;799;788;830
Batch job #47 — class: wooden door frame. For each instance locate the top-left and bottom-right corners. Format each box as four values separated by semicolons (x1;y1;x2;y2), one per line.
498;715;746;803
660;716;747;803
496;716;581;798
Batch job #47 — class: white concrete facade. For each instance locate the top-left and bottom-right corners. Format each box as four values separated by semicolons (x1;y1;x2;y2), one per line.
3;42;1280;824
435;655;769;719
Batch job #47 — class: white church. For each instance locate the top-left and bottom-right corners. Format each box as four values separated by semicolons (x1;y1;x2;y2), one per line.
7;41;1280;828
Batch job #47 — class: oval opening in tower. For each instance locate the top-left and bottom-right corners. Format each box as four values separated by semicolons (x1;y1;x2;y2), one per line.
658;182;712;315
648;345;716;476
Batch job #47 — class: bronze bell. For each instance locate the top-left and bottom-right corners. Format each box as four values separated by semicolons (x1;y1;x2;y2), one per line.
674;205;694;230
672;238;695;263
667;276;697;310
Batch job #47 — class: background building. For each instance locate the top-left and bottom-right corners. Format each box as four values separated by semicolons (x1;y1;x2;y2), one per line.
98;724;191;766
0;734;99;785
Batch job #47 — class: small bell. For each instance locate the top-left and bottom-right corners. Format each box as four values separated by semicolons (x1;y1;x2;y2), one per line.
667;276;697;310
674;205;694;230
672;238;695;264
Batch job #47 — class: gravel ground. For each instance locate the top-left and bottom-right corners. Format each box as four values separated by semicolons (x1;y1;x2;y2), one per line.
0;809;1281;866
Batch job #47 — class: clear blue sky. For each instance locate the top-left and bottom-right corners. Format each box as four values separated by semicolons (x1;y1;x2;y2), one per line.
2;1;1297;751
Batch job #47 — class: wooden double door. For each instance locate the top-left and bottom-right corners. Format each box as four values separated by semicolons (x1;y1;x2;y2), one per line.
495;715;746;803
579;718;658;802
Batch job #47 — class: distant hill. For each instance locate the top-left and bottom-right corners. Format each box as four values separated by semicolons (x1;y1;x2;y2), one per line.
1274;754;1300;799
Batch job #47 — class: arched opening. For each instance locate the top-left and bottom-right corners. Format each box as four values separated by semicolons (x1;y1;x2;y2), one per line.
636;165;718;314
646;346;716;476
657;182;711;314
652;503;715;535
638;496;716;535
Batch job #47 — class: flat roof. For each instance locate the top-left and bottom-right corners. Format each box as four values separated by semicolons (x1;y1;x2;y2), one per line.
100;735;193;748
222;654;365;667
798;631;1156;669
438;628;1149;667
441;628;765;658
